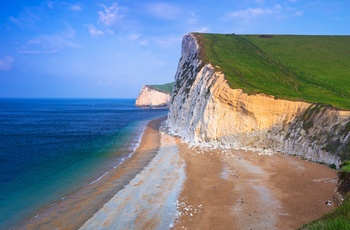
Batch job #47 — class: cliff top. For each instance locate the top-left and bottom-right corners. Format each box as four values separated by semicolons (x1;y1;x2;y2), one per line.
146;82;174;94
194;33;350;110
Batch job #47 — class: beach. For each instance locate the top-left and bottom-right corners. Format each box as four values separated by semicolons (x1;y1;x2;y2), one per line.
18;117;171;229
20;117;337;229
80;118;337;229
174;144;337;229
80;118;185;229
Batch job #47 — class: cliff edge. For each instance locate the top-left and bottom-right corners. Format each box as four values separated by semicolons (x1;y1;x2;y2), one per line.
135;83;173;107
167;33;350;167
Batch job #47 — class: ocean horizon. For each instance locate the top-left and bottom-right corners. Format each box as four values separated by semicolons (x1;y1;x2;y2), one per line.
0;98;168;229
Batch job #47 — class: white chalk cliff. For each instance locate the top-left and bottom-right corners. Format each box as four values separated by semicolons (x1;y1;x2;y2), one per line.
167;33;350;167
135;86;171;107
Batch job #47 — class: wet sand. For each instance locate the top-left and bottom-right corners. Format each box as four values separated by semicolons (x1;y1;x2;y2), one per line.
18;117;168;229
80;121;185;229
18;117;338;229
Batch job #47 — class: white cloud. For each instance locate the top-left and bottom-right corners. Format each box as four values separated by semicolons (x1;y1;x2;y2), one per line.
25;24;79;50
9;8;41;30
85;24;104;37
106;29;114;34
41;34;78;48
187;12;198;24
128;34;149;46
294;11;304;16
128;34;139;40
62;2;82;11
228;8;269;18
139;40;148;46
0;56;14;71
188;18;197;24
40;24;78;48
18;50;58;54
28;39;41;45
154;36;182;47
98;3;123;26
196;27;209;33
274;4;282;11
97;80;114;86
146;3;182;20
69;4;82;11
47;1;53;9
226;4;283;19
278;8;304;19
62;23;76;38
255;0;265;4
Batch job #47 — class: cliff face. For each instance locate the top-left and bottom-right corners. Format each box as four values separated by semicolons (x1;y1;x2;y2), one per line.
167;33;350;167
135;85;171;107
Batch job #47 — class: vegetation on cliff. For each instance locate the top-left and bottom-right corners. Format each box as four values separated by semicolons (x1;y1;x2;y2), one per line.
300;162;350;230
147;82;174;94
299;198;350;230
195;33;350;110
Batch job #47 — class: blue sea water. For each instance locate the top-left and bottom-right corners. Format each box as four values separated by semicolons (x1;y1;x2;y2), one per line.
0;98;168;229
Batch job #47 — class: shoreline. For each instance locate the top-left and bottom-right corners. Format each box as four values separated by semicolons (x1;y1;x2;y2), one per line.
16;116;338;229
80;119;185;229
17;117;167;229
79;118;338;229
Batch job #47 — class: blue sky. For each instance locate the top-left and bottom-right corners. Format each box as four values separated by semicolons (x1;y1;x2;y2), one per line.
1;0;349;98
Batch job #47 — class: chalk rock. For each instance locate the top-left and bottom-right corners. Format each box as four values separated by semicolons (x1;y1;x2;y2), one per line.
135;85;171;107
167;33;350;167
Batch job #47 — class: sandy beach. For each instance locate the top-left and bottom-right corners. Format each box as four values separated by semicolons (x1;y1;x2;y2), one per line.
81;118;337;230
174;144;337;230
19;117;337;229
80;119;185;229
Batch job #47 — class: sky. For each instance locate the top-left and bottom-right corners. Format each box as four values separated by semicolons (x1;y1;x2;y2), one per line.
0;0;349;98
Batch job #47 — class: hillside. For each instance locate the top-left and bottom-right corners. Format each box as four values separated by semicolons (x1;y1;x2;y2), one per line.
168;33;350;166
195;33;350;110
167;33;350;229
135;82;174;107
147;82;174;94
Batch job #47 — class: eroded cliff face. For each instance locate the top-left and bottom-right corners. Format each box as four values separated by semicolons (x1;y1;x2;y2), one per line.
167;33;350;167
135;86;171;107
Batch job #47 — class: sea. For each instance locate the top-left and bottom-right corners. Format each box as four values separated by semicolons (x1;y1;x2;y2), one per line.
0;98;168;229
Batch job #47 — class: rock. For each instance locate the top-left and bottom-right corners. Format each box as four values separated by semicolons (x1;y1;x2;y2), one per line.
167;33;350;167
135;85;171;107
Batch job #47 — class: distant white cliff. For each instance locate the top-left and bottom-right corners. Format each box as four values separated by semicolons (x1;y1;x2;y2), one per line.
135;85;171;107
167;33;350;167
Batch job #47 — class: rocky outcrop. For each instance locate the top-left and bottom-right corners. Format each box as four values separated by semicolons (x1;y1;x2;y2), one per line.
167;33;350;167
135;85;171;107
333;170;350;205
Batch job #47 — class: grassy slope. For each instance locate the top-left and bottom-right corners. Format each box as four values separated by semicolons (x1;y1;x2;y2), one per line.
299;198;350;230
147;82;174;94
195;33;350;228
341;161;350;173
246;35;350;229
300;161;350;229
195;33;350;110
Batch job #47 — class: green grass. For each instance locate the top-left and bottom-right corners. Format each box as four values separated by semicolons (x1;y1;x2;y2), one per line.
147;82;174;94
195;33;350;110
340;161;350;173
300;162;350;229
299;198;350;230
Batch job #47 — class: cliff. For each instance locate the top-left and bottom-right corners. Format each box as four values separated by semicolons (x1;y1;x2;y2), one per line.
135;84;173;107
167;33;350;167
